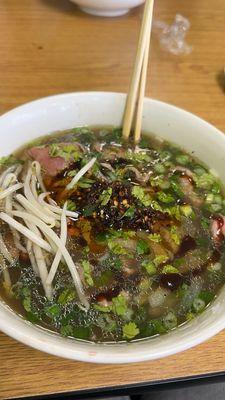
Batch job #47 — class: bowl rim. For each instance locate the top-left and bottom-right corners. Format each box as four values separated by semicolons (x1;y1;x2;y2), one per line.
1;91;225;364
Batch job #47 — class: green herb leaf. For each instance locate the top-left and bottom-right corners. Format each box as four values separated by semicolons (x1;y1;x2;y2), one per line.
94;304;111;313
0;155;20;167
142;261;157;276
73;326;90;340
148;233;161;243
112;294;128;316
123;322;140;339
176;154;190;165
107;240;127;255
163;311;177;329
157;191;175;204
60;325;74;337
126;151;151;163
81;260;94;286
58;288;76;305
170;226;181;245
180;204;193;217
49;144;81;162
66;200;76;211
83;204;96;217
132;186;152;207
78;177;95;189
99;188;112;206
136;239;150;255
162;265;179;274
45;304;60;318
23;297;32;313
195;172;216;189
122;206;135;218
198;290;214;305
153;255;169;266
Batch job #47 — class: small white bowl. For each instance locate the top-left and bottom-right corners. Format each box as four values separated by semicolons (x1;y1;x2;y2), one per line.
69;0;145;17
1;92;225;363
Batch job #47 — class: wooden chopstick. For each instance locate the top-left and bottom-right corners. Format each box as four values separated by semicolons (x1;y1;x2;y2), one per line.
122;0;154;142
134;23;151;144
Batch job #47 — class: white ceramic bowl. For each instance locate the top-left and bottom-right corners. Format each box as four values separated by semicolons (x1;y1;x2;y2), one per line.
69;0;145;17
1;92;225;364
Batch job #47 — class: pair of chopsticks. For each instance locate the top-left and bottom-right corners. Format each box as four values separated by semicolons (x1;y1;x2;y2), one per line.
122;0;155;144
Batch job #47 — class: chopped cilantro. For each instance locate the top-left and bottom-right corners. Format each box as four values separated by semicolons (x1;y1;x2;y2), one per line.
195;172;215;189
83;204;96;217
163;311;177;329
49;143;81;162
126;151;151;163
99;188;112;206
23;297;32;313
108;240;127;255
58;288;76;305
198;291;214;305
148;233;161;243
142;261;157;276
162;265;179;274
180;204;193;217
0;155;20;167
45;304;60;318
112;294;128;316
170;226;181;245
60;325;74;337
94;304;111;313
170;179;184;198
78;177;95;189
122;206;135;218
176;154;190;165
136;239;150;255
132;186;152;207
81;260;94;286
66;200;76;211
122;322;140;339
154;255;169;266
157;191;175;204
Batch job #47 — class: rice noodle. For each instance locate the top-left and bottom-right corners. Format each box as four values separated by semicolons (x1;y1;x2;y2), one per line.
24;220;52;298
15;164;23;177
2;173;18;189
0;232;14;264
5;194;27;253
2;267;11;291
31;175;38;199
16;194;56;226
0;212;52;253
26;239;39;275
23;168;57;224
66;157;96;191
12;210;89;308
38;193;78;219
0;166;16;186
31;161;46;192
0;183;23;200
46;203;67;285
